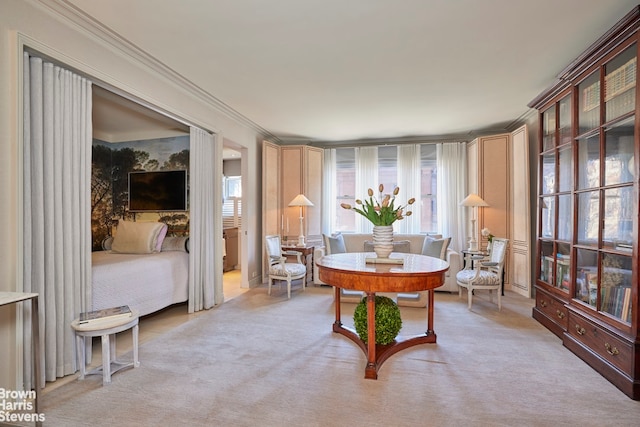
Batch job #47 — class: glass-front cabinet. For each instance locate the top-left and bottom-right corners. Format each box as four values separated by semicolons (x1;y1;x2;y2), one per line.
538;93;573;295
530;7;640;400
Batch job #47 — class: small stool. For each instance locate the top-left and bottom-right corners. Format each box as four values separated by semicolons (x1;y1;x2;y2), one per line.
71;309;140;385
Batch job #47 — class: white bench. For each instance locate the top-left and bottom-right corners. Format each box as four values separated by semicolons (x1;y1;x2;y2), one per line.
71;309;140;385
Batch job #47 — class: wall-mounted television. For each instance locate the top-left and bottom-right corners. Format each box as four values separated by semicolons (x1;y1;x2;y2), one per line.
128;170;188;212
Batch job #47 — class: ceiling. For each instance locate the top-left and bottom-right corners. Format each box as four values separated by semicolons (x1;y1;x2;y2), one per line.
70;0;639;144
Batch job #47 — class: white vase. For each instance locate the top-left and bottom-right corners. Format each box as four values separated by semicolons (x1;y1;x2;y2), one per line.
372;225;394;259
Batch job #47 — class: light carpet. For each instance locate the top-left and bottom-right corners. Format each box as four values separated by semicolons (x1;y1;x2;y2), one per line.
41;286;640;426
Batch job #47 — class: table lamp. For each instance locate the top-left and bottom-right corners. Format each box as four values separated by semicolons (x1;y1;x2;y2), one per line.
459;193;488;251
288;194;314;247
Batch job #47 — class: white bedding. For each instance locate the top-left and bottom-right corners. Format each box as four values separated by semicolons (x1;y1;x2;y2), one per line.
92;251;189;317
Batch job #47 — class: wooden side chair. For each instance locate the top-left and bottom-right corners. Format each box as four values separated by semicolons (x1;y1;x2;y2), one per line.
265;235;307;299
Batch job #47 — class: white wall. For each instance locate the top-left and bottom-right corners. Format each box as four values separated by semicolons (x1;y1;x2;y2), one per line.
0;0;265;389
223;159;242;177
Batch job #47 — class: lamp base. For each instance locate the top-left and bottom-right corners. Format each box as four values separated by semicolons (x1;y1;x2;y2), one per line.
297;236;306;247
468;239;479;252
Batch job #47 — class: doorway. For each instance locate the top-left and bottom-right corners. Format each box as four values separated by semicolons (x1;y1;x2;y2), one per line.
222;140;248;299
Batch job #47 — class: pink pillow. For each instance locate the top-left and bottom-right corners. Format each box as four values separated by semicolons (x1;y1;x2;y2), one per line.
155;224;168;252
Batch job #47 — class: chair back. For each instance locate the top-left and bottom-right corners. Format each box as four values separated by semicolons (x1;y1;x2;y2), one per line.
265;235;283;260
489;237;508;275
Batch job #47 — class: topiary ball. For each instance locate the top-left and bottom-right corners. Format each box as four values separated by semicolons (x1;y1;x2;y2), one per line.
353;295;402;345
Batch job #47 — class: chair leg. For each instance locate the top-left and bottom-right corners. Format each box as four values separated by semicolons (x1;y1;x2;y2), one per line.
302;276;306;292
268;277;272;295
467;287;473;310
497;290;502;310
287;278;291;299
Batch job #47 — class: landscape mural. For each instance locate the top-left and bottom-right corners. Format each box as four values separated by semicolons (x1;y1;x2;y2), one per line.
91;136;190;251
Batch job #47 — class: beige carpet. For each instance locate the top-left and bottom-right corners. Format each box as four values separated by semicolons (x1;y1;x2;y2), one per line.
40;286;640;426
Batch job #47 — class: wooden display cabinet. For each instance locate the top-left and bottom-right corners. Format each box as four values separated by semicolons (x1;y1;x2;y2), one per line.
529;6;640;399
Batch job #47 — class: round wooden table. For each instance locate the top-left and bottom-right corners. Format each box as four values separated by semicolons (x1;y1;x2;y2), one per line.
316;252;449;379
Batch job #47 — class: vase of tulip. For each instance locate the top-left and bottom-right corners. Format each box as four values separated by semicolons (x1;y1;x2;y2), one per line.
341;184;415;260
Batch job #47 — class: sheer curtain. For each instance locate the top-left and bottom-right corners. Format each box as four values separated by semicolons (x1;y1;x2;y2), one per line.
355;147;378;233
188;127;221;311
322;149;337;235
437;142;467;252
23;53;93;388
396;144;421;234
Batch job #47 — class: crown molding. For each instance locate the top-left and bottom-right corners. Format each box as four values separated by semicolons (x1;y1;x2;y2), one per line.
37;0;279;141
303;121;524;149
506;108;537;132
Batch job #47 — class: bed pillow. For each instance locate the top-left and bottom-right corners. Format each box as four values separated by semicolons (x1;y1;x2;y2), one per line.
101;236;113;251
363;240;411;253
421;236;451;260
155;224;168;252
323;233;346;255
111;220;167;254
161;236;190;253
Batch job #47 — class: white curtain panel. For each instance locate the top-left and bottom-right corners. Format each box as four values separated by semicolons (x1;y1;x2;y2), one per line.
396;144;421;234
437;142;467;252
322;149;337;235
188;127;219;312
355;147;378;233
23;53;92;387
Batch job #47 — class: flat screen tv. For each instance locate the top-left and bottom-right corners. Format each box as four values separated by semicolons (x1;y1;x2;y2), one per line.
128;170;188;212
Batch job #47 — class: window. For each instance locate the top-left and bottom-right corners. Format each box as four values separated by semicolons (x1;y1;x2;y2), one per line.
378;146;397;195
223;176;242;228
335;148;356;232
224;176;242;198
332;145;438;233
420;145;437;232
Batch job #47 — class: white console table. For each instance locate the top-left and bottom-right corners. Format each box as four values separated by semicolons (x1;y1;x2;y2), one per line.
0;292;41;427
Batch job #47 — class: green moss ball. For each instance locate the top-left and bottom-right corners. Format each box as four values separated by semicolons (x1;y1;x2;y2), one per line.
353;295;402;345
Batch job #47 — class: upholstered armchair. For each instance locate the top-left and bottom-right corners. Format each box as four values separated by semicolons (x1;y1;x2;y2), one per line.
456;237;508;310
265;235;307;299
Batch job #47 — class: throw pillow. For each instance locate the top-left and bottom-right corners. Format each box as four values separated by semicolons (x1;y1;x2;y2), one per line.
161;236;190;253
363;240;411;253
101;236;113;251
421;236;451;260
111;220;167;254
155;224;168;252
323;233;346;255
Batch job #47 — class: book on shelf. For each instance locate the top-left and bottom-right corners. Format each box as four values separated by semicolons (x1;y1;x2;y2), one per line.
78;305;132;324
622;288;632;323
615;243;633;253
601;286;632;322
556;257;570;290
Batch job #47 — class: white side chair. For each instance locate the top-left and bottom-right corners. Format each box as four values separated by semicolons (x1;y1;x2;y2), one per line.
265;235;307;299
456;237;508;310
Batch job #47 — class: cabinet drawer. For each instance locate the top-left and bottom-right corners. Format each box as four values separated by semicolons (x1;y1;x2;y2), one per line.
567;312;633;376
536;291;568;330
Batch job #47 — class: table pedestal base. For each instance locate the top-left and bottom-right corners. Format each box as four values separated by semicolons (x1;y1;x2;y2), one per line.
333;287;437;379
333;322;436;379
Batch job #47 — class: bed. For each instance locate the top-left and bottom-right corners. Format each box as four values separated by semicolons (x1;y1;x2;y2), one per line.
92;220;190;317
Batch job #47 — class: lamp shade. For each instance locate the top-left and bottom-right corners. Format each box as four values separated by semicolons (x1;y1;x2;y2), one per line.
288;194;314;207
459;193;489;207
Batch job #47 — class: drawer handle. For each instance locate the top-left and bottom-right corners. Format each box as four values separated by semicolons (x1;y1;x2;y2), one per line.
540;300;547;308
575;325;585;336
605;343;619;356
556;310;565;319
